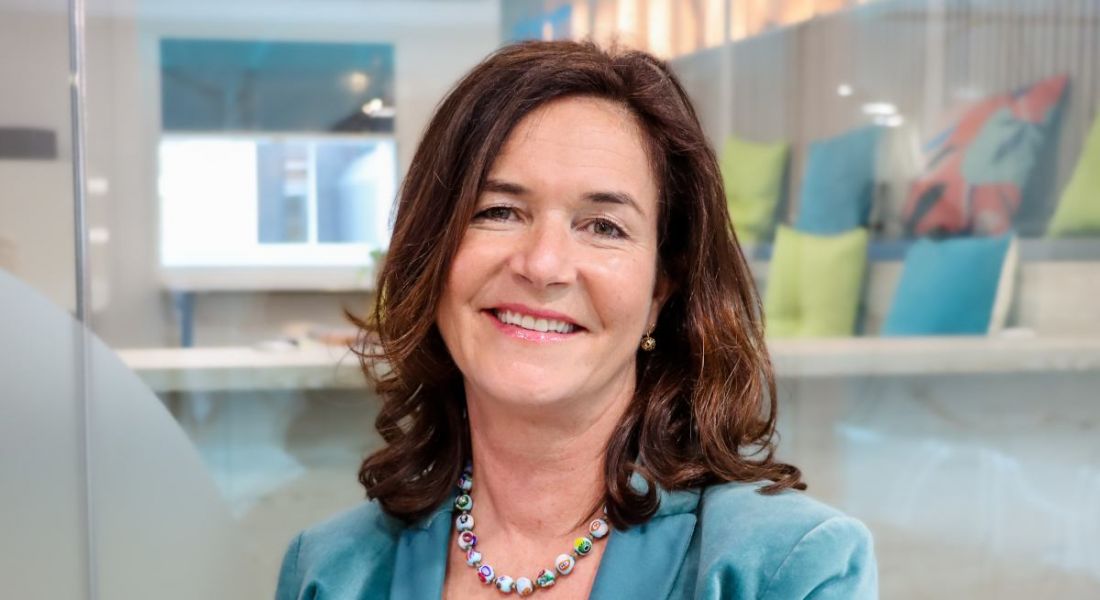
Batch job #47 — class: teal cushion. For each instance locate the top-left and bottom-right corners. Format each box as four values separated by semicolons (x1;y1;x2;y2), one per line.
795;126;882;235
883;233;1017;336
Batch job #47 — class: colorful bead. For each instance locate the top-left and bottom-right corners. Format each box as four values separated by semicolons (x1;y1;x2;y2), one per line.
458;531;478;550
573;536;593;556
495;575;515;593
455;494;473;511
555;553;575;575
588;518;609;539
466;549;482;566
535;568;556;588
451;469;611;593
515;577;535;596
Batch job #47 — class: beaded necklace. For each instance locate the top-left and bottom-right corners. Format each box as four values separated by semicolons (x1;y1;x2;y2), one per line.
452;465;610;595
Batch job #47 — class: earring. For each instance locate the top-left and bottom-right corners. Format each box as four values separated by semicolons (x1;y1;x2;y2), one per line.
640;330;656;352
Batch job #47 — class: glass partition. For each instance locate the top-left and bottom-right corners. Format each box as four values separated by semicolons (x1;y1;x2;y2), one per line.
0;0;84;595
2;0;500;597
509;1;1100;598
85;1;499;596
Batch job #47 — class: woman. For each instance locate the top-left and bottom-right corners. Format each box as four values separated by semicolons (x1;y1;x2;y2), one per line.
277;40;877;599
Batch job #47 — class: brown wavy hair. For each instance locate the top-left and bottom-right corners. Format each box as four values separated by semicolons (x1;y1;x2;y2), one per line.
348;39;804;528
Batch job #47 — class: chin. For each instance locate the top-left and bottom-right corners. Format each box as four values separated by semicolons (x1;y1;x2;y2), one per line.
475;368;582;409
496;383;575;407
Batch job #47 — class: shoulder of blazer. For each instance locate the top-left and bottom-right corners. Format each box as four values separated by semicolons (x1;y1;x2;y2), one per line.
697;480;846;543
693;481;875;599
294;499;406;575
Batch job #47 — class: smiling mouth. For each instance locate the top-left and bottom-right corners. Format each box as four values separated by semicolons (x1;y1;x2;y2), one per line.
487;308;583;334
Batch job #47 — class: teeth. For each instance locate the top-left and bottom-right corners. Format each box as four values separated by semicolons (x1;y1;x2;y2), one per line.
495;310;575;334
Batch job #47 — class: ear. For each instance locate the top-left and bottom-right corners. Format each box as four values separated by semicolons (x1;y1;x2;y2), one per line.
646;270;674;330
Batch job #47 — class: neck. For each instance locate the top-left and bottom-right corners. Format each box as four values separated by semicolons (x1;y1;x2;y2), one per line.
462;373;633;540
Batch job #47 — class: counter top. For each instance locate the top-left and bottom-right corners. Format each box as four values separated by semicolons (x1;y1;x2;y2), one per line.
117;336;1100;393
117;344;367;393
767;335;1100;377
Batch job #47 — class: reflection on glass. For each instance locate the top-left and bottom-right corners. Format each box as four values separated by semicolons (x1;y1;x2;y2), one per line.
0;270;253;598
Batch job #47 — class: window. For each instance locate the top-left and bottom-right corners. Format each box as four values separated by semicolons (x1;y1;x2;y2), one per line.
156;39;397;289
158;135;395;270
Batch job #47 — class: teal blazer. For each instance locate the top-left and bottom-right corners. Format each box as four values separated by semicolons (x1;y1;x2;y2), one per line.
277;480;877;599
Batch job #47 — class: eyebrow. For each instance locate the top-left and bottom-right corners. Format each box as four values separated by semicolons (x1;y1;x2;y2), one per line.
482;178;645;217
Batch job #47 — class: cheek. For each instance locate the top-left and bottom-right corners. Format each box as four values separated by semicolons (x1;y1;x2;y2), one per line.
587;251;658;331
438;233;500;323
449;234;488;290
436;246;475;335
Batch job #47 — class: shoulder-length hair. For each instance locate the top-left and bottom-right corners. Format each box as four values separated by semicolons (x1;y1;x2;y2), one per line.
348;39;804;528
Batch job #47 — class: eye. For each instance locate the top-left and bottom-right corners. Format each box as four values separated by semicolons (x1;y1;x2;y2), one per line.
472;206;517;222
586;218;627;239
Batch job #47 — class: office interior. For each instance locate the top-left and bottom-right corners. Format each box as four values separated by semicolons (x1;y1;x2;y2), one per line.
2;0;1099;597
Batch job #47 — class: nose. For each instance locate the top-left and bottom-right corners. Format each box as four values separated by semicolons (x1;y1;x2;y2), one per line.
509;216;576;289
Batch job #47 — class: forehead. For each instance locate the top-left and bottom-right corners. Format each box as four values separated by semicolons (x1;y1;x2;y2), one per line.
489;96;659;210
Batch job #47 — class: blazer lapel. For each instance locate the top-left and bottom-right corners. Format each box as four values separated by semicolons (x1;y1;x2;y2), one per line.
389;496;454;600
589;483;700;600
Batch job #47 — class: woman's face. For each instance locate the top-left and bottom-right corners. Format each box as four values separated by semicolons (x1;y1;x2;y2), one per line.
436;96;667;411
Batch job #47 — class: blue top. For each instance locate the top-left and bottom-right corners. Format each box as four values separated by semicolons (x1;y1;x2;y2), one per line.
276;479;878;599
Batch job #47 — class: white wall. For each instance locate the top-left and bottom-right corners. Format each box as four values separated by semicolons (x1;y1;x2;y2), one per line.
0;6;77;314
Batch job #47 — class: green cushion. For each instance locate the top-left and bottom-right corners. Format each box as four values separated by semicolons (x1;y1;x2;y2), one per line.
1048;114;1100;237
719;135;788;243
764;225;869;338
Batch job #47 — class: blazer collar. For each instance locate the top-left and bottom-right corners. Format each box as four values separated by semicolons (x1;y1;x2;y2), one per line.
391;474;701;600
412;489;457;531
390;496;453;600
588;476;700;600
